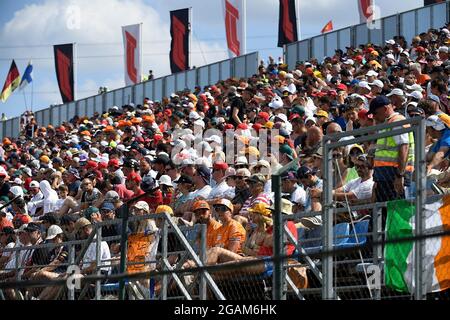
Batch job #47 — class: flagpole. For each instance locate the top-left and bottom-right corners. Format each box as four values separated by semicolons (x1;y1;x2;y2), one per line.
242;0;247;55
139;23;143;84
189;7;192;70
22;89;28;111
296;0;302;41
31;79;33;112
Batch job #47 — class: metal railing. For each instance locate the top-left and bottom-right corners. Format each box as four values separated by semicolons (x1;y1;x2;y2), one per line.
284;1;450;70
1;51;259;139
0;213;225;300
270;117;433;300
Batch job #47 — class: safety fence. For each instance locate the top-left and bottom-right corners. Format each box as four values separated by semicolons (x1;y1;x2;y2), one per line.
284;1;450;70
0;52;259;140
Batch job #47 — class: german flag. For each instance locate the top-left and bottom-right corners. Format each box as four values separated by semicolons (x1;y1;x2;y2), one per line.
321;20;333;34
0;60;21;103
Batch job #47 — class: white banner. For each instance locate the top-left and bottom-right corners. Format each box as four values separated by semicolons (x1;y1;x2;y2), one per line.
122;23;142;86
223;0;246;58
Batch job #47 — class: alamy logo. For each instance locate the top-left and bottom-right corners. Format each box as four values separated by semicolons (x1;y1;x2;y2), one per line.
66;265;82;290
66;5;81;30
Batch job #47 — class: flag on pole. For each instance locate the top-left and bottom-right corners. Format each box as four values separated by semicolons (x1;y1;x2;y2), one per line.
170;9;190;74
19;61;33;91
358;0;374;23
278;0;298;47
223;0;245;58
122;23;142;86
321;20;333;34
384;196;450;293
54;44;74;103
0;60;21;103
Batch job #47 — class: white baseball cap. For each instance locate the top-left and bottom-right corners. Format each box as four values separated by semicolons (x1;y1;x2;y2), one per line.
235;156;248;166
366;70;378;77
439;46;448;53
205;135;222;144
358;81;371;91
406;91;423;100
45;225;64;240
369;80;384;88
386;88;405;97
386;53;396;61
133;201;150;213
426;115;446;131
406;84;422;91
386;39;396;45
29;181;40;188
158;175;173;187
343;59;354;65
269;96;284;109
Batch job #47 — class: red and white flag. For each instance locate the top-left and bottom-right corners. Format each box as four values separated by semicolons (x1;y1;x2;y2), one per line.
223;0;246;58
122;23;142;86
358;0;374;23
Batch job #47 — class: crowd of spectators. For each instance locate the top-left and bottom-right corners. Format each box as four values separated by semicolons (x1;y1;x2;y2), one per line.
1;24;450;299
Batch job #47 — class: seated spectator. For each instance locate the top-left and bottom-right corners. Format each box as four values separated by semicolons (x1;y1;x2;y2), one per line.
426;115;450;174
211;199;246;254
192;200;222;248
296;166;323;230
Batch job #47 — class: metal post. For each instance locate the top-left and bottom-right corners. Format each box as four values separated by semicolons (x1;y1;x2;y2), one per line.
161;219;169;300
372;204;382;300
68;245;75;300
414;118;427;300
118;204;129;300
272;174;285;300
199;224;207;300
322;140;334;300
95;226;102;300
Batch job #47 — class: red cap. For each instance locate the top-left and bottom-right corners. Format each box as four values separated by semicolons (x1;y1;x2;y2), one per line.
224;124;235;130
354;55;363;62
108;158;120;168
86;160;98;169
98;162;108;170
153;134;163;142
257;112;270;122
336;84;348;92
127;172;142;183
252;123;262;132
237;123;248;130
164;109;172;117
289;113;300;121
416;46;425;53
213;161;229;171
358;109;373;120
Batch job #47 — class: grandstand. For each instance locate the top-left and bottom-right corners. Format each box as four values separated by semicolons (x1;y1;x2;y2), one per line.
1;1;450;301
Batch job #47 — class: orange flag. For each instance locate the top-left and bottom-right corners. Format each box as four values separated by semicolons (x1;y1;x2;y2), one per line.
321;20;333;34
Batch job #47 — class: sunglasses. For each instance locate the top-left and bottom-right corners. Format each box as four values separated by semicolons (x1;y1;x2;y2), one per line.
235;176;247;180
213;205;229;212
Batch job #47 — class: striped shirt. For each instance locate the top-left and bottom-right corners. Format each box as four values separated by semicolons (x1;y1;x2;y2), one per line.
238;193;272;218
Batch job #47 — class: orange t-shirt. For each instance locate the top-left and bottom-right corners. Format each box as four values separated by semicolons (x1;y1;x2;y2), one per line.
212;219;246;253
206;219;222;248
416;74;431;86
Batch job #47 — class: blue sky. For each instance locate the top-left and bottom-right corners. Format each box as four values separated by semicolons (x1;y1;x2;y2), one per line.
0;0;423;118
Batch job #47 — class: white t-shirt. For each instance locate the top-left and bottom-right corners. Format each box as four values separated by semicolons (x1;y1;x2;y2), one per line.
190;185;212;200
290;184;307;207
82;240;112;273
208;180;235;200
343;177;374;200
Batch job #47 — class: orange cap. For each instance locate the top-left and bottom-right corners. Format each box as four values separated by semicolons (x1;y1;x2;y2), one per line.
192;200;210;212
